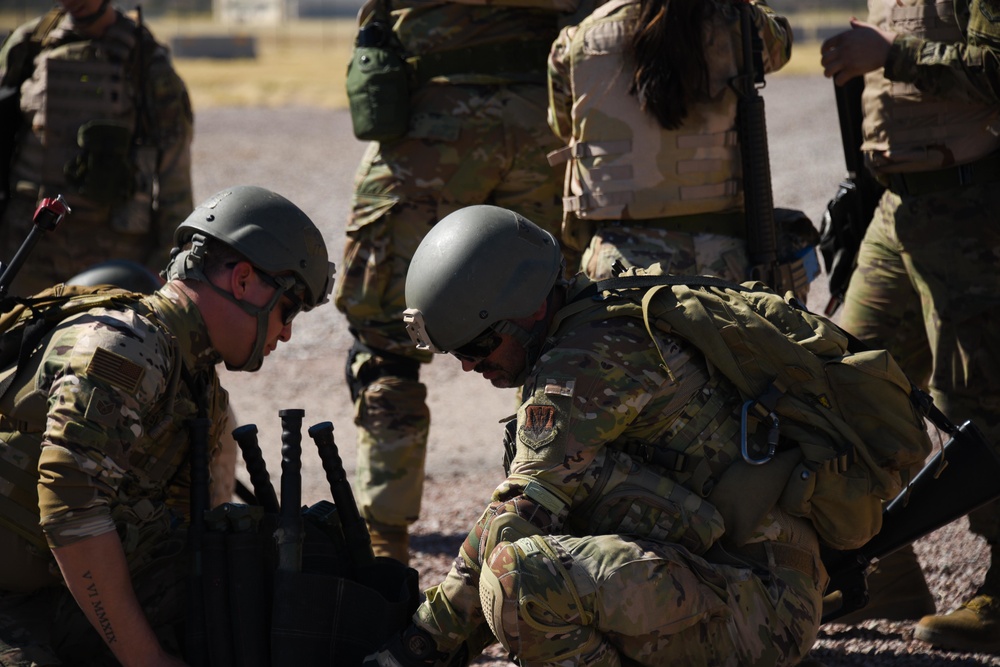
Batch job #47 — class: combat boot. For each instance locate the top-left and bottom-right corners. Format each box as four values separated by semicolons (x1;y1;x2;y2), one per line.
823;544;935;623
368;521;410;565
914;546;1000;653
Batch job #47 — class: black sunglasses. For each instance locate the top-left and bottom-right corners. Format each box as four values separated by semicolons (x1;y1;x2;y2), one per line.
450;327;504;364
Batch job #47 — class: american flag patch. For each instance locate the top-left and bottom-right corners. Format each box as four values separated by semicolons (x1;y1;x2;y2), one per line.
87;347;145;393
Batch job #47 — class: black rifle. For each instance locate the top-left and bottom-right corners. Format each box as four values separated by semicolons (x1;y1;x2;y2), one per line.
818;76;885;317
732;3;780;290
821;410;1000;623
0;195;70;300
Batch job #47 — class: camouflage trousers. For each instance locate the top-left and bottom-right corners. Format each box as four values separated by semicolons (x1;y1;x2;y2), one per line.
0;533;187;666
334;82;565;528
580;224;750;282
840;182;1000;541
479;534;823;667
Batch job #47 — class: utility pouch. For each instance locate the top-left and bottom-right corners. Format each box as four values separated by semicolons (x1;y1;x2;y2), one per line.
346;14;411;143
64;119;134;205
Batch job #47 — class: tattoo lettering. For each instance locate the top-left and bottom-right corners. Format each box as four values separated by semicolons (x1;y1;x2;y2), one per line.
82;570;118;645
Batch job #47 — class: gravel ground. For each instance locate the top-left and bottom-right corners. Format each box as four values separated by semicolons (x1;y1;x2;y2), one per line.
193;74;999;665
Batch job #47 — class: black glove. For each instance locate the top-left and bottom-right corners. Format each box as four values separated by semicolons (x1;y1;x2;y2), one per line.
362;625;468;667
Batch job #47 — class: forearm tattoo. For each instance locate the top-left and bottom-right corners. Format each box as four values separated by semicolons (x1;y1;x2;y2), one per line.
82;570;118;645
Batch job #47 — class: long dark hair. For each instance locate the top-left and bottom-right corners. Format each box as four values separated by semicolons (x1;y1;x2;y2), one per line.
626;0;715;130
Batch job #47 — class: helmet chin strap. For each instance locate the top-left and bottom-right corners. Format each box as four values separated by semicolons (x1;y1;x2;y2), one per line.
492;293;555;387
164;235;287;373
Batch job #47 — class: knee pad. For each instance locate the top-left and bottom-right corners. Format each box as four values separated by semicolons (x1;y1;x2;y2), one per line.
480;537;601;664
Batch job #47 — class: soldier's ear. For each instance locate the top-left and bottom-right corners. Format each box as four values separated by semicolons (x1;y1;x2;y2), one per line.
229;261;255;298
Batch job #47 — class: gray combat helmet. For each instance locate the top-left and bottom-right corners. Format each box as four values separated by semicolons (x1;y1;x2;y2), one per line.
165;185;336;372
403;205;562;353
67;259;162;294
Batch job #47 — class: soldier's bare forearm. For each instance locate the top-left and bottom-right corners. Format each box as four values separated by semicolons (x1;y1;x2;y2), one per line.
51;531;188;667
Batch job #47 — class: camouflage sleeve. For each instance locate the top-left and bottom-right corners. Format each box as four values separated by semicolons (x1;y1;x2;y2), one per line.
751;0;793;74
547;23;576;140
416;319;667;652
884;3;1000;105
35;309;173;549
147;48;194;271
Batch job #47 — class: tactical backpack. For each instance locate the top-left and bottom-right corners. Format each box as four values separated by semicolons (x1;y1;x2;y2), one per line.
0;283;150;400
593;266;934;551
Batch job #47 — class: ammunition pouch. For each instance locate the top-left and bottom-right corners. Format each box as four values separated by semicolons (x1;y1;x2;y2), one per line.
346;22;412;143
64;120;135;205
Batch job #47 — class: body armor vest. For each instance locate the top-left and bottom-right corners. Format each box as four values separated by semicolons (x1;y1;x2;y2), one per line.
862;0;1000;174
549;0;743;222
11;14;156;232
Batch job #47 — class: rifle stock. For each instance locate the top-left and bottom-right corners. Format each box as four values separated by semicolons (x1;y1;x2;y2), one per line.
821;420;1000;623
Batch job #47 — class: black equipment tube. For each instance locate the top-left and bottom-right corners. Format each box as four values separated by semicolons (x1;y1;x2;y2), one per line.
232;423;280;514
308;421;375;569
276;409;304;573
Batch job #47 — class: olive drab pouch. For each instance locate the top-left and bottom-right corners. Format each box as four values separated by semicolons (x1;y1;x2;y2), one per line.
345;0;411;143
64;120;135;205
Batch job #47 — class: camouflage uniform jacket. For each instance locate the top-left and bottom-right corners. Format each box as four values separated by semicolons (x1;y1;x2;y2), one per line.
415;276;814;653
547;0;791;240
861;0;1000;174
0;10;194;288
0;282;227;573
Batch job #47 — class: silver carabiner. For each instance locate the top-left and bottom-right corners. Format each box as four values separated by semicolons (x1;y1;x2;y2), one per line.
740;399;779;465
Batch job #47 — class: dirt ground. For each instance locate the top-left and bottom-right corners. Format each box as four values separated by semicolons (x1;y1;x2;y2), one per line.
195;74;1000;665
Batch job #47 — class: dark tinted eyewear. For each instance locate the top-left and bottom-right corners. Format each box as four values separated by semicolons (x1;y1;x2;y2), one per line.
450;328;504;364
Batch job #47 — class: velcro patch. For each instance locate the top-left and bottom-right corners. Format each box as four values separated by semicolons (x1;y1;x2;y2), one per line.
87;347;145;393
84;387;121;428
520;404;558;450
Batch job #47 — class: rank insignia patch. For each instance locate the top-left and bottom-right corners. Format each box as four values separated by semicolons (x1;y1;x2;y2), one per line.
87;347;145;393
84;387;120;428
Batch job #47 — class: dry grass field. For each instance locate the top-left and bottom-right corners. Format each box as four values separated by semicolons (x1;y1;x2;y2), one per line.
156;15;830;110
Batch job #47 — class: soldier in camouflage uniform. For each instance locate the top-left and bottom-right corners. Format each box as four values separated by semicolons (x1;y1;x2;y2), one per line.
364;206;827;667
334;0;579;564
821;0;1000;651
0;186;334;666
0;0;193;296
547;0;792;283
